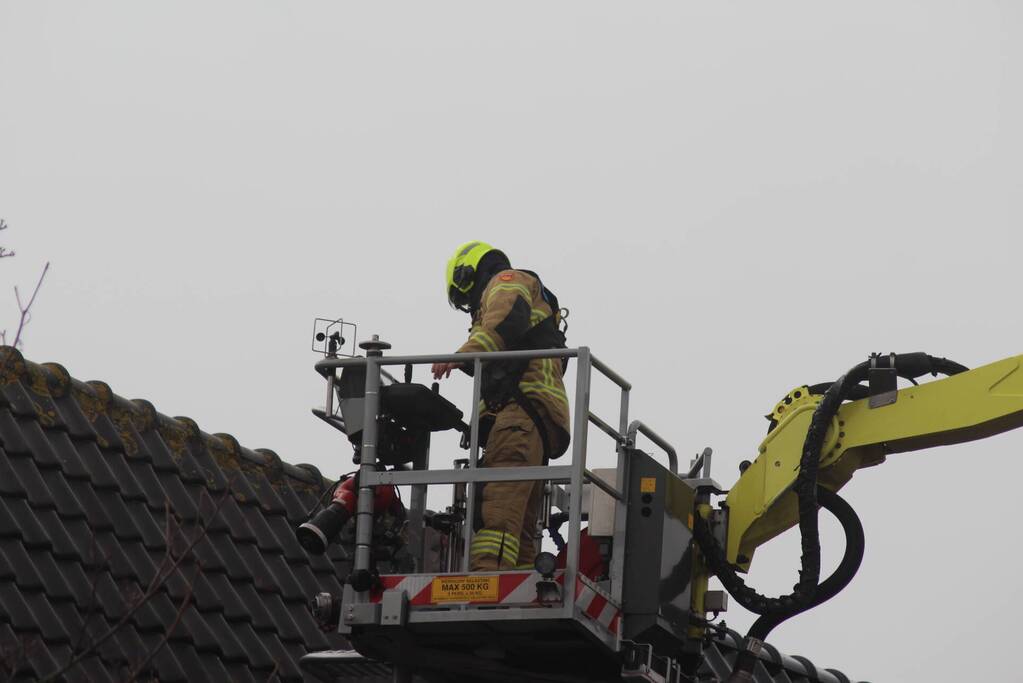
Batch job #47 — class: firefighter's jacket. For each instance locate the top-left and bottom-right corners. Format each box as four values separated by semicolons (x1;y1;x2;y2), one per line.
457;269;571;456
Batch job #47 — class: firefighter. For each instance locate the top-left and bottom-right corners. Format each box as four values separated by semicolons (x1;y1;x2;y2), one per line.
432;241;571;571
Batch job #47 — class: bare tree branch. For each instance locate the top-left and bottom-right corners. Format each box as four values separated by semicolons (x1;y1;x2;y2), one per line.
0;219;13;259
11;262;49;349
125;562;201;682
0;220;49;350
0;634;40;681
70;537;110;659
43;481;236;683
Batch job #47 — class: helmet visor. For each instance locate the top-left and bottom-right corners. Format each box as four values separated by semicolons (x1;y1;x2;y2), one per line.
448;285;471;312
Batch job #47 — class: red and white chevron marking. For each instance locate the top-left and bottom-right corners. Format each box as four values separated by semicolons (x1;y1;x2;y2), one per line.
369;570;554;606
368;571;621;636
573;574;621;636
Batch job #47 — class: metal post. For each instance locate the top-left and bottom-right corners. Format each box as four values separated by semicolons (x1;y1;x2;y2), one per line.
462;357;483;572
392;664;414;683
564;347;591;619
325;373;335;417
618;389;629;445
352;335;393;588
627;420;678;474
353;357;380;581
408;444;429;571
324;338;337;416
351;336;392;593
610;386;630;604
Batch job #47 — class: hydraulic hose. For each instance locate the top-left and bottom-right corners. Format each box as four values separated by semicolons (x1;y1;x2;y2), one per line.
691;353;968;682
726;487;864;680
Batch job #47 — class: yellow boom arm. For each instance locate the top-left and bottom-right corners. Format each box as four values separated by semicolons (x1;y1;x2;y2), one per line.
725;353;1023;567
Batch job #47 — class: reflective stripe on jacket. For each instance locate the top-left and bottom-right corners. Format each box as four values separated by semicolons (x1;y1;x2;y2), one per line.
456;269;570;454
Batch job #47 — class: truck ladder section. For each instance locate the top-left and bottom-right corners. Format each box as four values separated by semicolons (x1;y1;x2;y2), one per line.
302;345;711;683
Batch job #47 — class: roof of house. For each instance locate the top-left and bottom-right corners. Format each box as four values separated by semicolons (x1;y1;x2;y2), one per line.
0;346;865;683
0;346;348;682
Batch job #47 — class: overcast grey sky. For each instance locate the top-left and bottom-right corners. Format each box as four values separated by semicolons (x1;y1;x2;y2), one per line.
2;2;1021;680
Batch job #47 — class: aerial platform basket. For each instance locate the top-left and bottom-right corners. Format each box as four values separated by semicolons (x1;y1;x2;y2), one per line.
301;343;719;683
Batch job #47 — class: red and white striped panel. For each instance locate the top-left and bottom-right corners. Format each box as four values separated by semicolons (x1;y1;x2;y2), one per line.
574;574;621;635
369;571;622;636
369;571;557;606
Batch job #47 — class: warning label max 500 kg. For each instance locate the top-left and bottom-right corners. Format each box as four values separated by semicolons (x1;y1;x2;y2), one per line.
431;576;500;603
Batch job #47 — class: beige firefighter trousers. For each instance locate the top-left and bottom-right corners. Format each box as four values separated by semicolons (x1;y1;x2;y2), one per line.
469;401;556;571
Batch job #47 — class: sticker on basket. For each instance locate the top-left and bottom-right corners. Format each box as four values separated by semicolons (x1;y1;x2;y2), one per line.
431;575;500;603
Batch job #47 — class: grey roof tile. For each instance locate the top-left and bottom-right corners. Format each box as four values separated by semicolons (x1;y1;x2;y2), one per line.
127;456;170;509
204;612;250;662
258;631;305;680
137;427;180;472
262;593;305;642
266;510;312;563
0;498;20;537
2;497;49;548
264;551;308;602
37;465;84;518
286;599;332;650
58;516;96;561
31;507;80;559
93;529;135;581
170;640;209;681
90;414;127;454
0;538;41;588
227;660;259;683
25;550;76;600
21;637;62;681
235;582;276;631
196;651;236;682
20;589;69;641
141;635;187;681
52;559;94;608
0;449;24;497
210;528;256;581
203;570;249;623
155;469;199;520
7;452;52;507
98;443;147;501
190;533;228;573
64;477;113;530
0;381;41;418
236;541;277;590
142;591;180;634
234;622;280;670
245;470;288;516
219;495;258;543
15;419;62;467
0;411;31;454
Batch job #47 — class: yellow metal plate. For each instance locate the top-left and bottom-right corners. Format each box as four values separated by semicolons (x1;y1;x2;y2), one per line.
431;576;499;603
640;477;657;493
725;354;1023;567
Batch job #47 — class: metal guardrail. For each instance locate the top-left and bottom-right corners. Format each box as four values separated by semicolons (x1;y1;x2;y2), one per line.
318;345;676;614
627;420;678;474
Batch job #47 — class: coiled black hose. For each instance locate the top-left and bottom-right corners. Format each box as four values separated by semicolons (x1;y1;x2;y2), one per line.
692;353;967;682
726;487;865;678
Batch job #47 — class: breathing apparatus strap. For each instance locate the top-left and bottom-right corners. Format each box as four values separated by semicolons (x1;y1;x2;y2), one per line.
512;387;552;466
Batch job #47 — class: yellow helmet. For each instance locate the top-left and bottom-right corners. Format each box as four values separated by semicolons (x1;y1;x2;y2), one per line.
445;241;496;311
